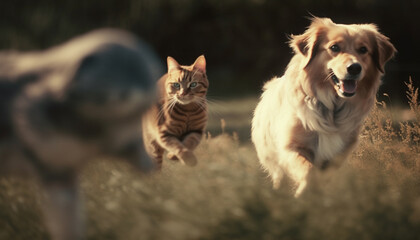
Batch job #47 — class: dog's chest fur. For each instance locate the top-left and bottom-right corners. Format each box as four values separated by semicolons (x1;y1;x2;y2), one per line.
316;132;345;163
297;96;359;165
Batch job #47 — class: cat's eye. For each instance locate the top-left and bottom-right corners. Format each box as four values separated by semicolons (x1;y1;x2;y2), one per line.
172;82;180;89
330;44;341;53
190;82;198;88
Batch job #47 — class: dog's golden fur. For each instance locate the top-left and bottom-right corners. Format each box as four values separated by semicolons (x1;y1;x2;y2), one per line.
251;17;396;196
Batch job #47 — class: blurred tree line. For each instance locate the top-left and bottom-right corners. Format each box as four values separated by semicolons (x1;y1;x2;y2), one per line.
1;0;419;102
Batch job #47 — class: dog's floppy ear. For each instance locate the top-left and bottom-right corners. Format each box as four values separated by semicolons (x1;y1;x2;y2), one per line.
290;17;330;68
365;26;396;73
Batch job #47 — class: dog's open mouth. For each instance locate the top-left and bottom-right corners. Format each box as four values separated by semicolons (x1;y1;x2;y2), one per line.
331;72;357;97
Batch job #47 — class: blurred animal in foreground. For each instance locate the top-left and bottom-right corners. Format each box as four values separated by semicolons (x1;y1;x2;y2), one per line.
252;17;396;197
0;29;163;240
142;55;208;169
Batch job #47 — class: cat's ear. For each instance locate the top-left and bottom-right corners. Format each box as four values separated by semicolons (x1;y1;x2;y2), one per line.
192;55;206;73
167;56;180;72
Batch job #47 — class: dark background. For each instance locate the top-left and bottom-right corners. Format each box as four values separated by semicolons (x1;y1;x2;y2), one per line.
1;0;419;104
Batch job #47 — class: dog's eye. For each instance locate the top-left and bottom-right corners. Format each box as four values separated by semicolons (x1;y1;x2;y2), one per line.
330;44;341;53
358;46;368;54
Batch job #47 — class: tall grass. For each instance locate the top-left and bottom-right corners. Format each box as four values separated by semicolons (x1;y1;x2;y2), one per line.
0;79;419;240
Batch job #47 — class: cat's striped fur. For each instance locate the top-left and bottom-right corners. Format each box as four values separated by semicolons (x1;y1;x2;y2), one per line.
142;55;208;168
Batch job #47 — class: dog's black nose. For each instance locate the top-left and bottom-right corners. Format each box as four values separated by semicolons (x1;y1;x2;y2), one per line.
347;63;362;76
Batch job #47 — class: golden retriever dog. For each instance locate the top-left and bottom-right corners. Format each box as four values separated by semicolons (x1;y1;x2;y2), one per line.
252;17;396;197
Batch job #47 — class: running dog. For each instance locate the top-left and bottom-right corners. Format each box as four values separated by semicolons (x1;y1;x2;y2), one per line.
252;17;396;197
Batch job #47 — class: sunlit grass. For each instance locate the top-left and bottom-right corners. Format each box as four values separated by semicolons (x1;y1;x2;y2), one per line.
206;96;257;141
0;79;419;240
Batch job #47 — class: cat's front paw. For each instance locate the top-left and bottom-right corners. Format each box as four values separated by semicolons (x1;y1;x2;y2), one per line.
177;150;197;167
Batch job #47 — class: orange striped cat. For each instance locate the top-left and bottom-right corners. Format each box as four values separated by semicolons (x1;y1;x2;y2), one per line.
142;55;208;169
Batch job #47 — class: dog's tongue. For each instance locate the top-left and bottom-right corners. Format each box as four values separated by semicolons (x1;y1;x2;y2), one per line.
341;80;357;94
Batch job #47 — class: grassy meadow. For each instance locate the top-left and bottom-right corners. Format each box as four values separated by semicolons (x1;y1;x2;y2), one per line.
1;79;420;240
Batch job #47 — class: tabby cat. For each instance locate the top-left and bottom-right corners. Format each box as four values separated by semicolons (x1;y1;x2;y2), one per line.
142;55;208;169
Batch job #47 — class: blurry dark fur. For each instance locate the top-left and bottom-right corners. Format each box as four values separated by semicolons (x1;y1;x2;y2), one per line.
0;29;162;240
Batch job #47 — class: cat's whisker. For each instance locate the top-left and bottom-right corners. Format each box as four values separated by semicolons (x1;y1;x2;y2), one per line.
156;103;166;121
205;97;227;109
168;98;177;114
157;97;175;120
158;98;172;119
203;98;223;107
206;99;222;107
157;106;166;121
198;96;226;119
195;100;207;112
